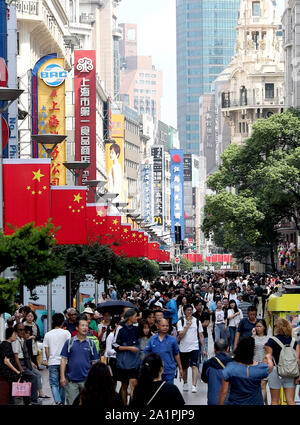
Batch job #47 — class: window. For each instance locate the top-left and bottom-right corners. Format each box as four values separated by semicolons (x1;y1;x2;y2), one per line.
265;83;274;99
252;2;260;16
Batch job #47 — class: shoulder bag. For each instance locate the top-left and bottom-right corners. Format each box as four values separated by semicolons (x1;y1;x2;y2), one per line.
146;381;166;406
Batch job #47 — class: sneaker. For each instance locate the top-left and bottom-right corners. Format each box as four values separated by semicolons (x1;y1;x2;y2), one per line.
183;383;189;391
192;385;197;393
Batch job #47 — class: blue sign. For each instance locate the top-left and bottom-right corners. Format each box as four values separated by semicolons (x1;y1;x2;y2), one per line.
170;149;185;242
40;63;68;87
142;159;153;224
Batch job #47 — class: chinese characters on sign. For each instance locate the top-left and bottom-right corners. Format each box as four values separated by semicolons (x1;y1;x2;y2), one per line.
151;146;164;226
75;51;96;201
142;158;153;224
170;149;185;242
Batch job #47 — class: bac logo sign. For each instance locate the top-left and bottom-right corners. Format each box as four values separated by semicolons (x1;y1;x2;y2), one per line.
40;63;68;87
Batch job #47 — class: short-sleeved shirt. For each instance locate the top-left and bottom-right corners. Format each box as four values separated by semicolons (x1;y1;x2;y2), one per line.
177;317;203;353
144;333;179;374
223;361;269;405
43;328;71;366
60;336;99;382
237;318;256;337
265;335;297;365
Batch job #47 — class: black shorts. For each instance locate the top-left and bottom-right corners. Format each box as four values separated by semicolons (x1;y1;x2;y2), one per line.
115;367;139;383
180;350;200;370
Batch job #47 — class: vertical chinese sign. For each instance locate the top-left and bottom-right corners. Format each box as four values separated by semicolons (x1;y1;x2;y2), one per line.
151;146;164;226
32;54;67;185
141;157;153;224
170;149;185;242
74;50;96;202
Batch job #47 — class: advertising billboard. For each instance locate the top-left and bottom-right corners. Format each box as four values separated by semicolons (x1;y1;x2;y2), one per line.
151;146;164;226
170;149;185;241
142;157;153;224
31;54;67;185
74;50;96;199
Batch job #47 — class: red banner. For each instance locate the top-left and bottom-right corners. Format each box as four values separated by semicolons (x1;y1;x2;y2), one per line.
3;159;51;234
50;186;88;244
74;50;96;202
86;204;108;244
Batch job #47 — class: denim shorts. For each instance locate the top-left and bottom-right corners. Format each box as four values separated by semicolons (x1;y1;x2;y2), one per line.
268;366;296;389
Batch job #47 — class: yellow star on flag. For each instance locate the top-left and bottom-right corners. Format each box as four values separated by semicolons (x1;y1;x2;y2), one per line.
27;186;31;190
132;233;136;237
31;190;35;195
74;193;83;203
113;219;118;225
124;228;128;233
32;169;45;182
97;210;104;216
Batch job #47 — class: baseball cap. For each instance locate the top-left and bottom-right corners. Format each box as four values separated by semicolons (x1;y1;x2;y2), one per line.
82;307;94;315
154;291;161;297
124;308;137;321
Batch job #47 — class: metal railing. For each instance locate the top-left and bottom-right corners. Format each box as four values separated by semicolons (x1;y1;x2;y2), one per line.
16;0;39;15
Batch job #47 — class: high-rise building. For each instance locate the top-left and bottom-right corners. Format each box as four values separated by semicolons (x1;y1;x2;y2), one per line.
176;0;240;155
119;23;163;121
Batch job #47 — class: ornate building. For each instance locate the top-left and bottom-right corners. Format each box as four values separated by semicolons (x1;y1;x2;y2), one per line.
221;0;284;144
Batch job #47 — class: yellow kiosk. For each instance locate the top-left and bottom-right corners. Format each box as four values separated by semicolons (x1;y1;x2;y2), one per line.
267;285;300;405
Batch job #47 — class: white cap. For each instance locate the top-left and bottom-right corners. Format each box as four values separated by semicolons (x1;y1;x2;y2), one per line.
154;291;161;297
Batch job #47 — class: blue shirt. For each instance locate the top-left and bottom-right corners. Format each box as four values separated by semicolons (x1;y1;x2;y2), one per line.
223;361;269;405
237;318;256;337
144;333;179;374
60;336;99;382
166;299;178;324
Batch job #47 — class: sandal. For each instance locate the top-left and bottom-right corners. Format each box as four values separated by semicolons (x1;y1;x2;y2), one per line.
39;395;50;398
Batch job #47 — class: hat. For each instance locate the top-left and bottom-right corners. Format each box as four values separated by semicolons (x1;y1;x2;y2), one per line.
123;308;137;321
82;307;94;315
154;301;163;308
154;291;161;297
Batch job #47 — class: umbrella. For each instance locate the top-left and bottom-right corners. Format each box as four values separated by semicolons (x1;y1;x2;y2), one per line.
96;300;137;314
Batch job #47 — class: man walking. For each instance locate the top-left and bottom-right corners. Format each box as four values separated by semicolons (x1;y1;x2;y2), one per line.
43;313;71;405
177;304;206;393
193;300;210;361
60;317;99;405
233;305;257;350
164;292;178;325
201;339;233;405
144;318;183;384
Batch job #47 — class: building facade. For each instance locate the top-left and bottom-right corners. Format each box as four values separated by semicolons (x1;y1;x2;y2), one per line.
176;0;240;155
221;0;284;145
282;0;300;109
119;23;163;121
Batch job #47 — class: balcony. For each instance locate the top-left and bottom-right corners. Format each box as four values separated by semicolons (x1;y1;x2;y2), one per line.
16;0;71;66
79;13;95;24
222;91;284;110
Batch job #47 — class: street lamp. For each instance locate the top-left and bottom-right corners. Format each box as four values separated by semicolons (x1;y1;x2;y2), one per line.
0;87;23;342
83;180;107;202
63;161;91;186
32;134;66;159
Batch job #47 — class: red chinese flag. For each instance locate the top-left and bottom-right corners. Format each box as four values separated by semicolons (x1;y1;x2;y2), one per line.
119;224;135;257
136;230;147;257
147;242;160;260
86;204;108;244
103;215;122;253
3;159;51;235
51;186;88;244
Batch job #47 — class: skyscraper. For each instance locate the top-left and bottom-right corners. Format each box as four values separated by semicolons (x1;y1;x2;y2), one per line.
176;0;240;154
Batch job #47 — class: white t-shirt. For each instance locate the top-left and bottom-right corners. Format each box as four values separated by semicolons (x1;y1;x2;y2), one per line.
215;309;225;325
227;308;243;327
43;328;71;366
177;317;203;353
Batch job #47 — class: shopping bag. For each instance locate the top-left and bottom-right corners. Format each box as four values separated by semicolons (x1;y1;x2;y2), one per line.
12;379;31;397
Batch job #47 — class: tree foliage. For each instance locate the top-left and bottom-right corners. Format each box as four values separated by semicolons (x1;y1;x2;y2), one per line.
201;111;300;271
0;221;65;313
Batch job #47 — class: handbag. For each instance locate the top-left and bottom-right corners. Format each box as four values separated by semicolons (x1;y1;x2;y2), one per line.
12;379;32;397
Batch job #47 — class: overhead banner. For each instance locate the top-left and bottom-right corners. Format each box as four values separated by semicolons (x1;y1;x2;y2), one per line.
141;157;153;224
151;146;164;226
170;149;185;241
74;50;96;200
31;54;67;185
105;114;125;204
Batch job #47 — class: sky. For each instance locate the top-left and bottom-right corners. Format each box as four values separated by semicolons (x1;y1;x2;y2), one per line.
117;0;285;130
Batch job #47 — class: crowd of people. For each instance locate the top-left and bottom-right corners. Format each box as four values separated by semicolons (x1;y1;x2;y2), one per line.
1;270;300;407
